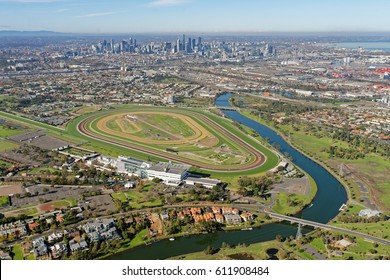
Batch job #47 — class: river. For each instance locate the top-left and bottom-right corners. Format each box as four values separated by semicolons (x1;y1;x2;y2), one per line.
107;93;347;260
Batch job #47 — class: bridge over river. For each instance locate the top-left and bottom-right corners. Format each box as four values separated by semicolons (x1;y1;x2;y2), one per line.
264;210;390;246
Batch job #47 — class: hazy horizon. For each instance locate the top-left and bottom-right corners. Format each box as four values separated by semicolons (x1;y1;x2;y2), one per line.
0;0;390;34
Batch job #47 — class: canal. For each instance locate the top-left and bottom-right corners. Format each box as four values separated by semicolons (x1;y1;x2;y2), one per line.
107;93;347;260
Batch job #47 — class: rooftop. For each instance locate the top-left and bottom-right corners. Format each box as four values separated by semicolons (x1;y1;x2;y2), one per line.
148;162;191;175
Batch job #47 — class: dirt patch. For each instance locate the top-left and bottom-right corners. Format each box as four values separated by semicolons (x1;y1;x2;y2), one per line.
39;203;56;212
271;177;310;196
0;185;24;196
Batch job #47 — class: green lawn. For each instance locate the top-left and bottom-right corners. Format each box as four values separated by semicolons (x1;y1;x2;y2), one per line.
12;244;24;260
112;191;163;209
331;220;390;240
128;228;148;248
111;192;127;203
45;198;77;209
3;206;39;217
272;192;311;215
0;195;10;207
334;236;390;260
0;125;24;138
28;167;57;175
309;237;327;253
0;140;18;152
343;203;366;215
25;254;36;260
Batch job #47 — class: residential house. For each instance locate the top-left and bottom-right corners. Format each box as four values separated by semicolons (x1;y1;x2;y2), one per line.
0;250;11;260
203;213;215;222
193;214;204;223
190;207;202;216
0;220;27;239
212;207;221;214
160;211;169;221
69;238;88;253
83;218;120;242
28;222;40;231
215;214;224;223
224;214;242;225
222;207;233;214
33;237;48;257
50;243;68;259
240;212;254;222
48;232;63;243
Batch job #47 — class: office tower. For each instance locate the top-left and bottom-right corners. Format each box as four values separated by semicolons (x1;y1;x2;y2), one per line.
110;39;114;53
186;38;191;53
197;36;202;48
191;38;196;50
176;38;181;51
165;42;172;52
182;34;185;50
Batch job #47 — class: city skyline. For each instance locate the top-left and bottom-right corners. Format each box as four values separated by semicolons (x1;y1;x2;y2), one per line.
0;0;390;34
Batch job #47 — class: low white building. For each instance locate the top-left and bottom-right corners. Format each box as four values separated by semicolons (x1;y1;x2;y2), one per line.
147;162;191;186
185;176;221;189
117;156;151;178
359;209;381;218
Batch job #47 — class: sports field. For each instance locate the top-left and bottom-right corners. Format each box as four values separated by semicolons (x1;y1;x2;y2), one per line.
75;107;278;172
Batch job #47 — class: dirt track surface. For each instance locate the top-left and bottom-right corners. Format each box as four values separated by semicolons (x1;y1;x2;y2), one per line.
78;109;266;172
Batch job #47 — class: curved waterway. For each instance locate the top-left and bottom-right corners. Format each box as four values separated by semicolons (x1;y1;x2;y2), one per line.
107;93;347;260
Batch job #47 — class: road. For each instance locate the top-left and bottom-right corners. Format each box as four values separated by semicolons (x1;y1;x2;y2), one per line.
264;210;390;247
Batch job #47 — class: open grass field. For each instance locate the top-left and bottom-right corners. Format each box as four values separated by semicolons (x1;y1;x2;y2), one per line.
0;125;24;138
28;167;57;175
4;206;39;217
111;190;163;209
11;244;24;260
330;220;390;240
240;109;390;212
38;199;76;212
74;105;101;115
0;140;19;152
0;195;10;207
272;192;312;215
71;106;279;175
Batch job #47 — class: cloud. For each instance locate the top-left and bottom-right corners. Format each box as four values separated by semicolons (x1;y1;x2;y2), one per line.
149;0;190;7
76;12;119;18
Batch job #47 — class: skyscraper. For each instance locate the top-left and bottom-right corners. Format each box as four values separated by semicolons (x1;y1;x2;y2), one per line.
110;39;114;53
191;38;196;51
197;37;202;48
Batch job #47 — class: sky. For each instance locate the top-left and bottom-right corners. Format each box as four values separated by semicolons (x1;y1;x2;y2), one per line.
0;0;389;34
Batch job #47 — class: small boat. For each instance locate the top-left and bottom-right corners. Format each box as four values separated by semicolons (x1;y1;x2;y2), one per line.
241;227;253;231
308;203;314;208
169;237;175;241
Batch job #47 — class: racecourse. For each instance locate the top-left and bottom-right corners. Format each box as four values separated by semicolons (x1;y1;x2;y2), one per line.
76;107;277;172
